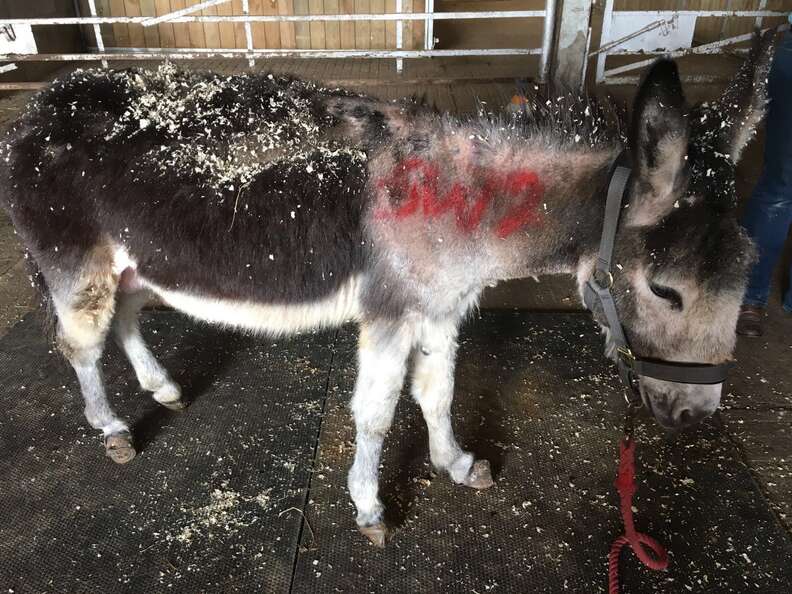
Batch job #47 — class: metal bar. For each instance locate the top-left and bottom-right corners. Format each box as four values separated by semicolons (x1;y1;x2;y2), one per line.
86;0;108;68
602;24;788;79
425;0;434;51
589;18;668;57
609;10;785;18
142;0;231;28
0;82;44;90
242;0;253;68
0;11;548;26
596;0;615;84
603;74;724;85
539;0;557;83
580;24;591;88
0;48;543;62
755;0;767;28
396;0;403;73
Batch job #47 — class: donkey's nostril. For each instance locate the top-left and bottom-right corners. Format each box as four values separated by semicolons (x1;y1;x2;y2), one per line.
676;407;709;427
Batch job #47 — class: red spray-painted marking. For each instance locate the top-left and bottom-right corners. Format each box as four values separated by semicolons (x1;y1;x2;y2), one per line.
376;157;544;238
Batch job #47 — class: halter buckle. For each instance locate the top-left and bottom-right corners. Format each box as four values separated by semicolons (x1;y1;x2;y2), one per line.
592;269;614;290
617;346;635;365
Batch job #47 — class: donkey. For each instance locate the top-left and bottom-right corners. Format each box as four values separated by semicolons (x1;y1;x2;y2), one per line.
0;35;774;546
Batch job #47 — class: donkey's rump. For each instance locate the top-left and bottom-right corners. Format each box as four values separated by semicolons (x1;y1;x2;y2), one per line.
0;65;371;306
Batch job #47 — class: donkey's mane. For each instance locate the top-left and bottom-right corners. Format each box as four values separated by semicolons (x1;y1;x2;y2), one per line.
463;89;627;152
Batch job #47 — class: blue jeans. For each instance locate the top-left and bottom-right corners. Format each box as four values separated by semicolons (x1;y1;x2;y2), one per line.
741;31;792;312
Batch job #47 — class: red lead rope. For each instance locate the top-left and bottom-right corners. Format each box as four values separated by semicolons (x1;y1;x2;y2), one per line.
608;437;669;594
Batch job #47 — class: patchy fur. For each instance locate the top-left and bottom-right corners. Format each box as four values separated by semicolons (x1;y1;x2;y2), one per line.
0;37;776;541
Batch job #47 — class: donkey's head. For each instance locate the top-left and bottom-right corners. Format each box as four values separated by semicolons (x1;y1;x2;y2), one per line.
591;33;776;430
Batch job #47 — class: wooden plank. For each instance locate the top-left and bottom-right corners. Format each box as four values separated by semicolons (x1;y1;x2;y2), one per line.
249;1;269;49
402;0;412;51
262;0;282;49
278;1;297;49
340;0;355;49
94;0;116;47
139;1;161;48
412;0;424;51
182;0;207;47
154;0;176;47
385;0;395;49
370;0;385;49
170;0;192;47
308;0;326;49
123;0;147;48
354;0;370;49
203;4;223;48
293;0;311;49
324;1;341;50
232;0;246;49
216;0;236;48
109;0;131;46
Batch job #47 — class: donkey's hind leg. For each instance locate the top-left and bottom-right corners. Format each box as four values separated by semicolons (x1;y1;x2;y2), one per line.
411;317;494;489
50;247;135;463
114;288;184;410
348;318;414;547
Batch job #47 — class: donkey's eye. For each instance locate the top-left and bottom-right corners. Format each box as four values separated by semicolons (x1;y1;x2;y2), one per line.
649;283;683;310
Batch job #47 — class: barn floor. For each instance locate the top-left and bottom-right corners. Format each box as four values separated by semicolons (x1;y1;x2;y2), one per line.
1;311;791;594
1;60;791;593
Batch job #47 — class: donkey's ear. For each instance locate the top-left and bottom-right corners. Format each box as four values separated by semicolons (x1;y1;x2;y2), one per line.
713;29;776;163
627;59;690;228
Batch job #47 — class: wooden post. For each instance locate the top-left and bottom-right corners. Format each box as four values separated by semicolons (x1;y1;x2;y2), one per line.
553;0;592;90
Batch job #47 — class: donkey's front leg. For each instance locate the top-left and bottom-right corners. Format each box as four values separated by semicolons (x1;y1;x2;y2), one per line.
348;319;414;547
411;317;494;489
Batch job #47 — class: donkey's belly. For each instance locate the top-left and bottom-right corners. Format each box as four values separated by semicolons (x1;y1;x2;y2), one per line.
142;275;363;335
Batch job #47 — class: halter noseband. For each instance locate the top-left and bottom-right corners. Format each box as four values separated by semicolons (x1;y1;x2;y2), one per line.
582;151;733;403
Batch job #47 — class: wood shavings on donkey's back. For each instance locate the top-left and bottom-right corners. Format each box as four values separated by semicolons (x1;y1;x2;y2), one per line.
0;34;776;546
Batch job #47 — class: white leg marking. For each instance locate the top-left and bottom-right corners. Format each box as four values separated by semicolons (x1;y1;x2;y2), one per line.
411;317;473;483
348;319;415;528
114;290;181;406
55;306;128;438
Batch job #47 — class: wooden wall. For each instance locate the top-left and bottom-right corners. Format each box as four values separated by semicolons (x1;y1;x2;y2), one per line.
85;0;428;50
81;1;787;54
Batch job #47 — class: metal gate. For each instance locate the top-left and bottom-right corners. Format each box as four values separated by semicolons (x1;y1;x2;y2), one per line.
593;0;788;86
0;0;558;90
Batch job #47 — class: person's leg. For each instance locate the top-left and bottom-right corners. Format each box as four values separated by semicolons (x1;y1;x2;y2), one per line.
739;32;792;331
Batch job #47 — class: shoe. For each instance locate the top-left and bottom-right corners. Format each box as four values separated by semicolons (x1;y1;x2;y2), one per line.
736;305;764;337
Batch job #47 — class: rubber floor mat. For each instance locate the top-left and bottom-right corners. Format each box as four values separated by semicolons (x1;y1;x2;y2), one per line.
292;312;792;594
1;311;791;593
0;312;335;594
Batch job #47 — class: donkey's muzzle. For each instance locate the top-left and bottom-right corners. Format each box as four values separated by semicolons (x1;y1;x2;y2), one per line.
640;379;722;430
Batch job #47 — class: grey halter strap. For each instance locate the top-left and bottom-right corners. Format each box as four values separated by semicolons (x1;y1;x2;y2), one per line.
583;152;734;397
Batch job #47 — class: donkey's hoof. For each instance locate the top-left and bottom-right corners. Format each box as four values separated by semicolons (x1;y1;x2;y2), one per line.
159;398;187;411
105;432;136;464
359;522;389;548
154;384;186;411
463;459;494;490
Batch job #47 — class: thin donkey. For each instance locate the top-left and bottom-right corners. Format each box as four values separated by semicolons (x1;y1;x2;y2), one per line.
0;34;774;546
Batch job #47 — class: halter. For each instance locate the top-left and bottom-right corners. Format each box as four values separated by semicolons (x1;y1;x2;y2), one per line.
582;151;734;404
